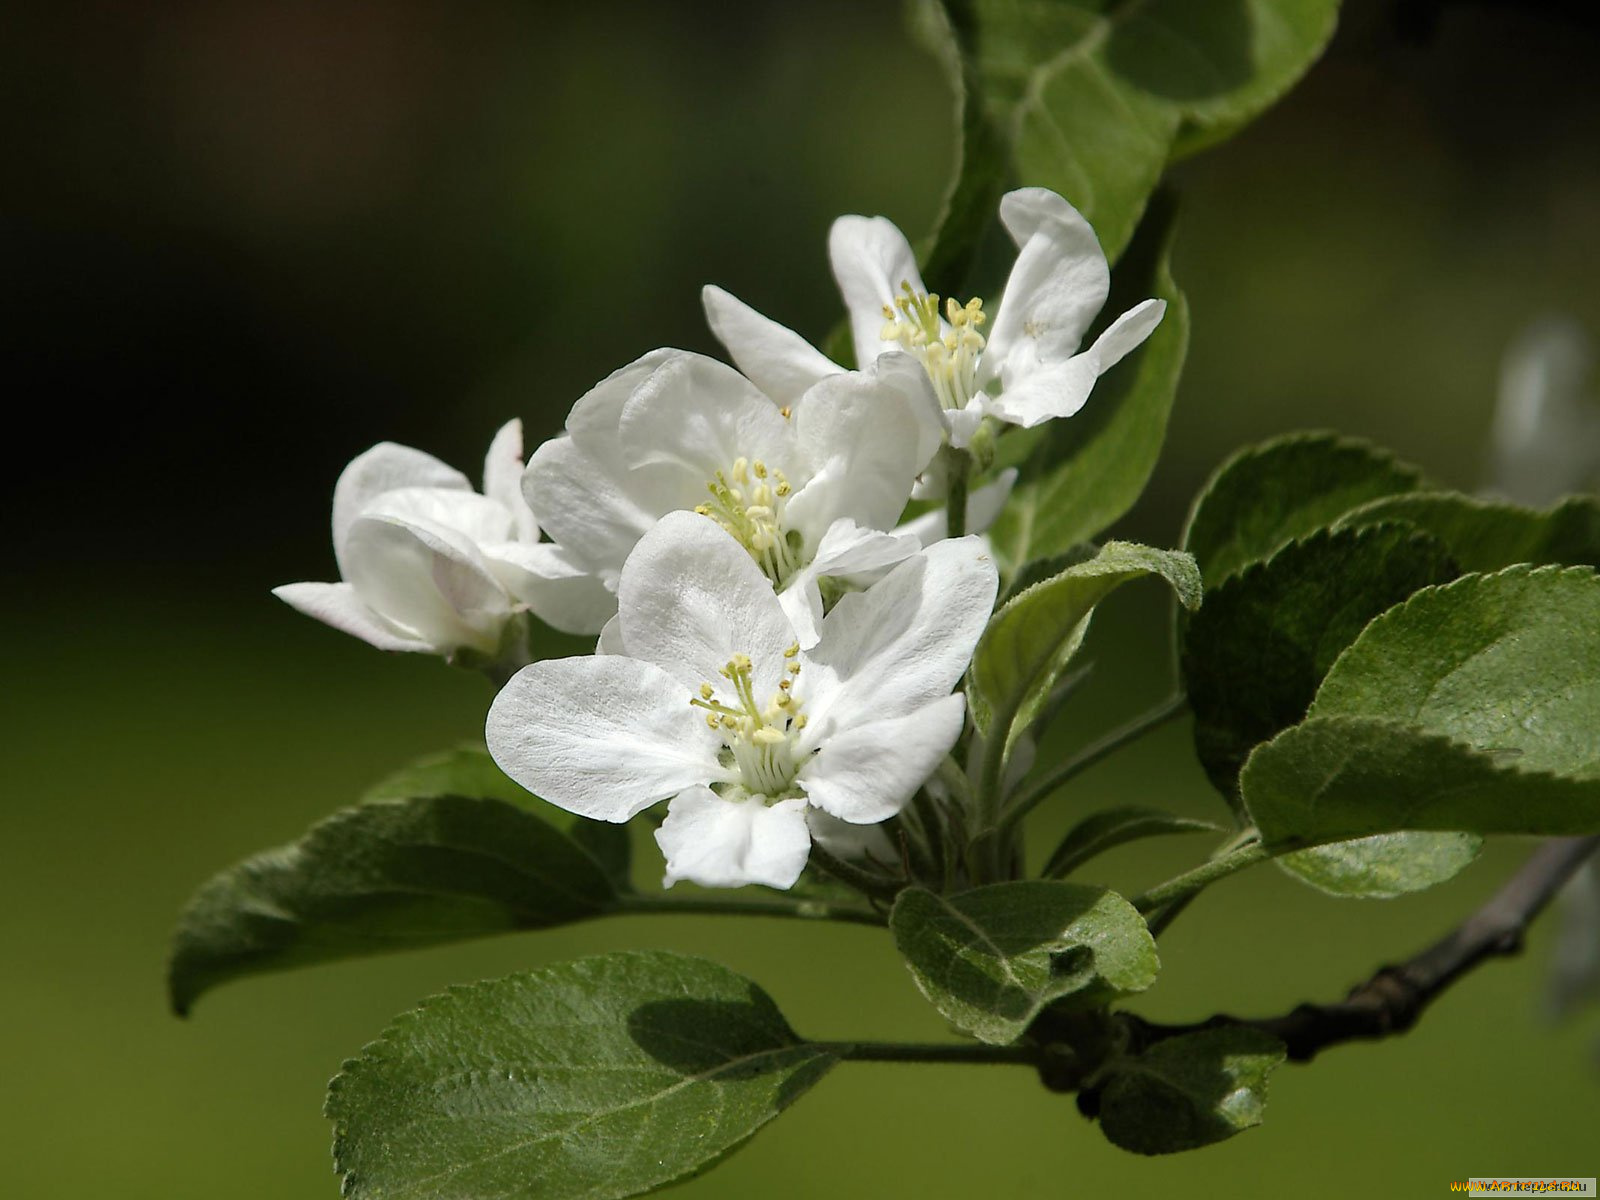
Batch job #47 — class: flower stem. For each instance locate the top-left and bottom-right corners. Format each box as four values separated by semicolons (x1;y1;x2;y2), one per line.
618;893;885;927
1000;693;1189;833
943;446;972;540
1129;839;1269;914
823;1040;1039;1066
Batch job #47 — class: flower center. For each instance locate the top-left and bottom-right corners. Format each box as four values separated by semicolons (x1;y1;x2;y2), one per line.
881;282;987;413
689;646;808;799
694;457;804;586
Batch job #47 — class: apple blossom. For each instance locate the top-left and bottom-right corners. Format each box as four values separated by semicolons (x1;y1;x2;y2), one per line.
703;186;1165;449
274;421;607;659
522;348;937;646
485;511;998;890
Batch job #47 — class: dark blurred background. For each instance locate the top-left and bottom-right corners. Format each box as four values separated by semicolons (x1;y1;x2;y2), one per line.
5;1;1600;1196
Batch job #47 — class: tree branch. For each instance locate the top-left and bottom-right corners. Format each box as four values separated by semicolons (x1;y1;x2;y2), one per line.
1127;835;1600;1062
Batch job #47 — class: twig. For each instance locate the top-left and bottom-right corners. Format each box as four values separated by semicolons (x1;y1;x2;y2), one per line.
1127;835;1600;1062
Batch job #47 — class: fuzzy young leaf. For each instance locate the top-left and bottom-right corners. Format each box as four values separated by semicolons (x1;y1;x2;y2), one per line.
167;795;618;1015
1243;566;1600;848
1275;832;1482;899
915;0;1341;283
1183;523;1458;800
1042;807;1219;879
327;951;835;1200
970;543;1201;761
362;744;532;807
1097;1027;1286;1155
890;882;1158;1044
1337;491;1600;573
1182;433;1425;587
989;198;1187;571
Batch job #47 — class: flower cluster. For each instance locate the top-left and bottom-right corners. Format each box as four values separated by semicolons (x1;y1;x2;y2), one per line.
277;188;1162;888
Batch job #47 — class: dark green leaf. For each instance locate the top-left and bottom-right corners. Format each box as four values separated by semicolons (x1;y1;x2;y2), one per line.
1183;524;1458;799
362;744;531;807
1042;806;1219;879
1338;491;1600;573
890;882;1158;1044
168;796;617;1015
989;198;1187;571
970;543;1201;762
1182;432;1425;587
1097;1027;1285;1155
1243;566;1600;848
569;819;634;889
917;0;1341;280
328;951;836;1200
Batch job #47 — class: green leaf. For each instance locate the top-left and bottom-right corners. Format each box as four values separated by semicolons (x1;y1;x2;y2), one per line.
969;542;1201;763
1042;806;1219;879
1243;716;1600;848
989;197;1188;571
1183;524;1458;799
916;0;1340;283
168;795;618;1015
1182;432;1425;587
1097;1027;1285;1155
1276;832;1482;900
890;882;1158;1044
328;951;836;1200
1242;565;1600;848
362;744;531;807
1337;491;1600;573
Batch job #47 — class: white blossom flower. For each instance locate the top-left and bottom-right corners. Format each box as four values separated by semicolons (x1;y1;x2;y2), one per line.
703;186;1166;449
1490;316;1600;505
523;349;936;646
274;421;608;657
486;511;998;890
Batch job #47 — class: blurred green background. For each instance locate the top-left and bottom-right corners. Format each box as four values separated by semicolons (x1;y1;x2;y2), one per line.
6;1;1600;1195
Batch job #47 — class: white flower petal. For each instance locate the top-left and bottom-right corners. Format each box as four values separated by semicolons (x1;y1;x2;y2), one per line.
342;509;511;653
828;213;926;370
805;536;998;732
1085;297;1166;372
564;348;686;447
982;188;1110;388
896;469;1018;547
595;613;624;655
482;541;616;636
522;434;691;586
619;352;796;480
616;512;796;694
486;656;725;822
808;518;924;579
783;371;923;545
331;442;471;574
805;809;894;864
655;787;812;890
483;418;538;542
985;299;1164;429
799;694;966;824
271;581;432;653
701;284;841;406
946;402;987;449
777;572;827;653
868;351;945;474
367;486;518;547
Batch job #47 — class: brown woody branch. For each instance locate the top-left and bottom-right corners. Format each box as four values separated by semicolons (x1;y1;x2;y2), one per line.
1125;835;1600;1063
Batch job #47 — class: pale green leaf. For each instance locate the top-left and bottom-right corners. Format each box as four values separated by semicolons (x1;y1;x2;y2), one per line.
1243;566;1600;848
890;882;1158;1044
328;951;835;1200
970;543;1201;762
